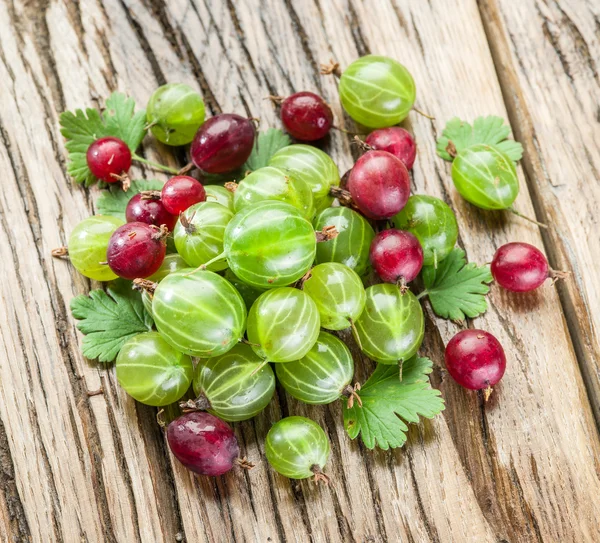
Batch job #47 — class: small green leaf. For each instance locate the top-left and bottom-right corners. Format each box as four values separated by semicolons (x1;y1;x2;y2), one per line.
421;247;493;322
436;115;523;162
59;92;146;186
96;179;164;221
103;93;147;152
344;356;444;450
243;128;291;172
70;279;154;362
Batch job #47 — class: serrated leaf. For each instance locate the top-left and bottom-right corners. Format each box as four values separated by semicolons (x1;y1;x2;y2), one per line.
103;93;147;151
243;128;291;172
59;92;146;186
344;356;445;450
96;179;164;220
421;247;493;322
70;279;154;363
436;115;523;162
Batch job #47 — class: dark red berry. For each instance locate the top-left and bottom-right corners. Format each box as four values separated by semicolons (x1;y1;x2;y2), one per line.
280;92;333;141
491;242;549;292
125;193;177;231
190;114;255;174
365;127;417;170
86;137;131;183
161;175;206;215
445;330;506;393
167;412;239;476
370;229;423;286
107;222;167;280
346;150;410;220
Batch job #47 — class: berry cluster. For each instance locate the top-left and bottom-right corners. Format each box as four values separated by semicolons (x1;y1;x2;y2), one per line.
58;55;563;482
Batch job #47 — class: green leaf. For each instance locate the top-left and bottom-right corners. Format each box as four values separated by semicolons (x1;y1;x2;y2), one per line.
96;179;164;221
421;247;493;322
436;115;523;162
243;128;291;172
59;92;146;186
344;356;444;450
70;279;154;362
102;93;147;152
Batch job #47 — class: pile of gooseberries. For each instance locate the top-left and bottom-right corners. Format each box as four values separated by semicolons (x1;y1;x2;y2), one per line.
59;54;562;482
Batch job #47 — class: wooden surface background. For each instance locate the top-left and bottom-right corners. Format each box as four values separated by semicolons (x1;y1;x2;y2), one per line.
1;0;599;541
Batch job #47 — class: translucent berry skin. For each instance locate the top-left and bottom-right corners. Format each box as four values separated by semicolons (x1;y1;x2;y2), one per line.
445;329;506;391
167;412;239;476
125;193;177;231
491;242;549;292
161;176;206;215
190;114;255;174
370;229;423;284
86;137;131;183
365;127;417;170
280;92;333;141
106;222;166;280
347;150;410;220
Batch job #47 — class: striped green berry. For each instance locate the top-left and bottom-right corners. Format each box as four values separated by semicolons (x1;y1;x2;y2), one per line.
247;287;320;363
224;201;316;289
265;416;330;480
339;55;416;129
302;263;366;330
116;331;193;406
152;269;246;357
69;215;124;281
269;144;340;212
451;144;519;210
234;166;315;219
174;202;232;271
192;344;275;421
314;207;375;276
353;284;424;365
276;332;354;404
204;185;234;211
393;195;458;267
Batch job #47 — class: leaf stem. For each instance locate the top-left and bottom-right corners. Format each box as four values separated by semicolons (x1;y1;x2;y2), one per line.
132;153;179;175
508;207;548;229
416;290;428;300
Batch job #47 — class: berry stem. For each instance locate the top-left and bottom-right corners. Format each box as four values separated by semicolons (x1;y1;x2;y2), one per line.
508;207;548;229
398;359;404;382
413;106;435;120
349;319;363;351
310;464;331;485
315;226;339;242
180;395;212;412
132;153;180;175
132;278;158;294
178;162;195;176
250;360;269;377
188;252;227;274
51;246;69;258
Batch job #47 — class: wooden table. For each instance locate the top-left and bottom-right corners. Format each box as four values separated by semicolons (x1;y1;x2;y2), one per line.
1;0;599;541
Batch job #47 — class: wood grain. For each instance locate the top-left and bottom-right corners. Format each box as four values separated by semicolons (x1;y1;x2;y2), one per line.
0;0;599;541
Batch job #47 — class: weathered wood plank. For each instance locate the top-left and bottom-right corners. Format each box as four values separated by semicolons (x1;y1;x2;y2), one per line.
0;0;599;541
478;0;600;423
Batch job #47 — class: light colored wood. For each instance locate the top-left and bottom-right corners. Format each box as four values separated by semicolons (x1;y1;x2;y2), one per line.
0;0;599;541
478;0;600;423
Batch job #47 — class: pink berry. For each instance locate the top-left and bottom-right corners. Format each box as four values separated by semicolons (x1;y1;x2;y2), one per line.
161;176;206;215
365;127;417;170
370;229;423;286
167;412;239;476
86;137;131;183
190;114;255;174
445;329;506;393
346;150;410;220
491;242;549;292
125;193;177;231
280;92;333;141
107;222;167;280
